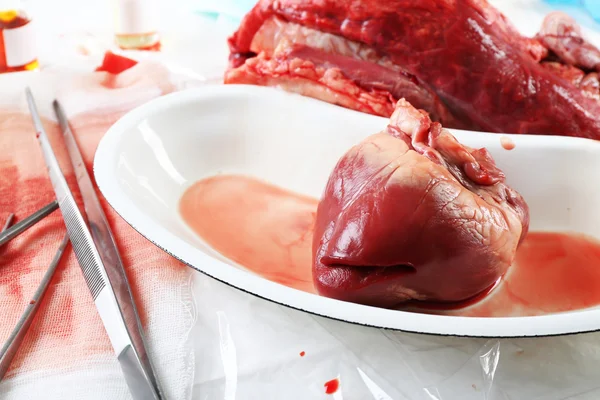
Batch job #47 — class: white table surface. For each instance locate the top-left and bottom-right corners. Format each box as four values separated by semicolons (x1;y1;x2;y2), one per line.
21;0;600;399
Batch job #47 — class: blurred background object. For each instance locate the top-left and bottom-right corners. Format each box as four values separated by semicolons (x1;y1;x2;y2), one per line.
583;0;600;21
545;0;600;22
0;0;38;73
193;0;254;23
114;0;161;51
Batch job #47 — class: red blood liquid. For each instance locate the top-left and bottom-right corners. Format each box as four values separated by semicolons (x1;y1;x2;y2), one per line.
300;351;305;357
456;231;600;317
179;175;317;293
324;378;339;394
500;136;516;150
179;174;600;317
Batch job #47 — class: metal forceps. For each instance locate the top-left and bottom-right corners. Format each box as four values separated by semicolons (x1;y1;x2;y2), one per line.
0;209;70;382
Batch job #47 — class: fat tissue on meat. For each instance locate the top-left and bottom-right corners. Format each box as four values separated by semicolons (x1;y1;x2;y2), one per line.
226;0;600;138
312;99;530;308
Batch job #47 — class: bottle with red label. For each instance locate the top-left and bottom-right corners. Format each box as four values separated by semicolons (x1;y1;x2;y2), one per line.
0;0;37;73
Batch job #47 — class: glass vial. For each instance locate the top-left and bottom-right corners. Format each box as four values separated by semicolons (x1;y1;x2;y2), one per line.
0;0;38;73
114;0;161;51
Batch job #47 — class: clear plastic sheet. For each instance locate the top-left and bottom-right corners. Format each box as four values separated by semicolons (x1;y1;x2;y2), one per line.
188;274;600;399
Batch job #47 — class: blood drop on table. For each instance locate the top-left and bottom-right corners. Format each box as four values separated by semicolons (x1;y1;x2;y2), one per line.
324;378;339;394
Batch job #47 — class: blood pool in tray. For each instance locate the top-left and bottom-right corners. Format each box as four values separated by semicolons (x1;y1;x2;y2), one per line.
180;174;600;318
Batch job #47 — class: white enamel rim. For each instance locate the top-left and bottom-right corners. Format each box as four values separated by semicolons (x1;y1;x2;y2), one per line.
94;84;600;338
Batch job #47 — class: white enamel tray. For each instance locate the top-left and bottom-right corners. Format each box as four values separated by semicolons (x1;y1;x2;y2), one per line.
94;84;600;337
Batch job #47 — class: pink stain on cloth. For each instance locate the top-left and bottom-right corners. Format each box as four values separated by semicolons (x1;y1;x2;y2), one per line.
0;54;204;399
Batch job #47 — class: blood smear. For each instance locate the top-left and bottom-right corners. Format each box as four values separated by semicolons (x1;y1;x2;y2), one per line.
500;135;516;150
324;378;340;394
458;231;600;317
180;174;600;317
179;175;318;293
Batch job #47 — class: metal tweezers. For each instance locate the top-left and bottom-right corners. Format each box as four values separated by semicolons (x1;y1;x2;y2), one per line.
0;93;163;398
0;205;68;382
